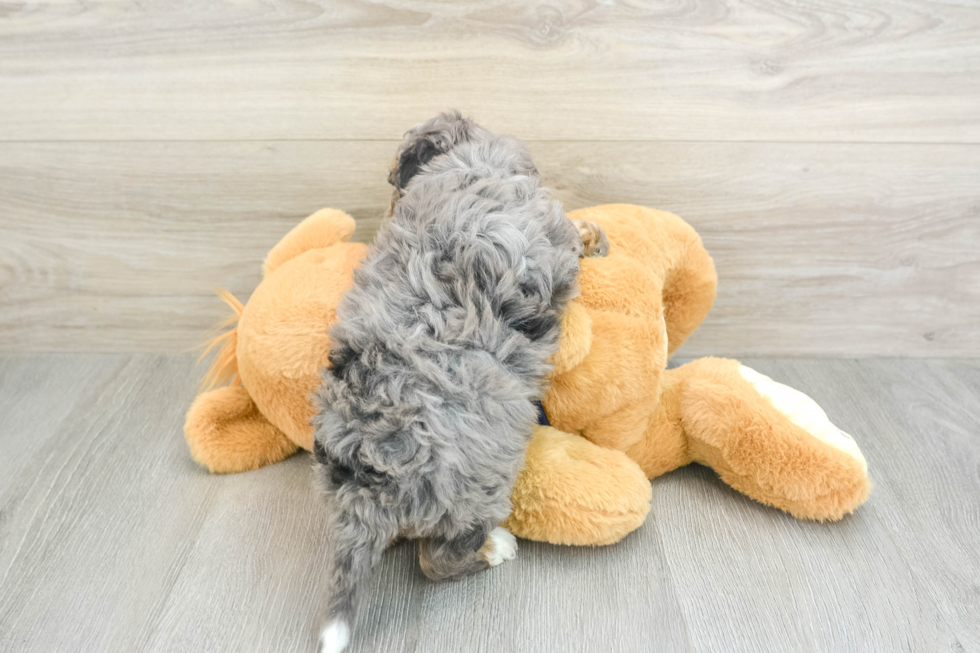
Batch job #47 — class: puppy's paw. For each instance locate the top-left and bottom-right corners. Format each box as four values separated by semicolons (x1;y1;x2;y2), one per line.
481;527;518;567
318;620;350;653
570;219;610;258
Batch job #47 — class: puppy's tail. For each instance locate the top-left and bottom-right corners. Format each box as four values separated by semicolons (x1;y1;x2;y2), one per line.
318;507;391;653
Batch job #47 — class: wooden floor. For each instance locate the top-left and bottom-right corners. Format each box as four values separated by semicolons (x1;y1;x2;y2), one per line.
1;354;977;652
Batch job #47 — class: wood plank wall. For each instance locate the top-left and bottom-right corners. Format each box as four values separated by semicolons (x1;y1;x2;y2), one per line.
1;0;978;356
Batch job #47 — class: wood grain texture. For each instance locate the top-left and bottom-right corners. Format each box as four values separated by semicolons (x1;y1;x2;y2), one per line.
658;357;980;653
2;141;977;355
1;355;978;652
0;0;978;142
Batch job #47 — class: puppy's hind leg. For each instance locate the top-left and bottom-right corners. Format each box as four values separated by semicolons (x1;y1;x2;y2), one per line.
419;526;518;582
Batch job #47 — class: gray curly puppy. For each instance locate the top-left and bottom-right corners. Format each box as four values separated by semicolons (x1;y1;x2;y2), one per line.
312;112;588;652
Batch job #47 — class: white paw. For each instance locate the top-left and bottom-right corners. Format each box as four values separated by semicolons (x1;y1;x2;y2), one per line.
485;527;518;567
318;620;350;653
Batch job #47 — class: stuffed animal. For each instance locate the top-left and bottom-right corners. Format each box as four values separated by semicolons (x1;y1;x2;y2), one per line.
185;205;870;546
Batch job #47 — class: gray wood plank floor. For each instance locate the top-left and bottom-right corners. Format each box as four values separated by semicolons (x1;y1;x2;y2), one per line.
1;355;978;653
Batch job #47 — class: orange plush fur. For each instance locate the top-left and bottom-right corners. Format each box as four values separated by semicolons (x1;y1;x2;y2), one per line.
185;205;870;545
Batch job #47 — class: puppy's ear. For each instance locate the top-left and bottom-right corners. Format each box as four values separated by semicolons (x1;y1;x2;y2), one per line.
388;111;476;194
388;135;443;192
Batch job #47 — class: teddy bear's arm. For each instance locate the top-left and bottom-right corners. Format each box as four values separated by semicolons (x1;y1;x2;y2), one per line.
673;358;871;521
503;426;651;546
184;385;301;473
263;209;357;277
662;236;717;357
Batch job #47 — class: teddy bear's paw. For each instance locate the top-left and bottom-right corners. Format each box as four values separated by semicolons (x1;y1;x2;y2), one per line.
738;364;867;472
481;527;518;567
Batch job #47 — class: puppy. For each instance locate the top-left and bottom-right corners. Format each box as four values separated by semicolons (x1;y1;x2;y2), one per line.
313;112;601;652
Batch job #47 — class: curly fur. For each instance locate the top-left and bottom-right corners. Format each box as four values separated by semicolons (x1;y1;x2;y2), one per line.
312;112;581;650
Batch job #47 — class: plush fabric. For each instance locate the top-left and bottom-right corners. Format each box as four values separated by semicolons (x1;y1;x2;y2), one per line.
184;204;871;546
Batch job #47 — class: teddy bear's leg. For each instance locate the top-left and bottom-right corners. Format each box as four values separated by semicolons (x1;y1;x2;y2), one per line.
675;358;871;521
263;208;357;276
184;385;301;473
503;426;652;546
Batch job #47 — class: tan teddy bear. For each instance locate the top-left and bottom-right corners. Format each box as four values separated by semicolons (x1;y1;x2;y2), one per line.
185;205;870;546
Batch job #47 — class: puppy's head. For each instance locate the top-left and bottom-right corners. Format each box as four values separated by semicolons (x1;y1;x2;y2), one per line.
387;110;478;212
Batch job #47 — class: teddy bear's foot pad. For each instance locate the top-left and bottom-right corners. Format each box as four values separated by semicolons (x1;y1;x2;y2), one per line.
738;365;867;471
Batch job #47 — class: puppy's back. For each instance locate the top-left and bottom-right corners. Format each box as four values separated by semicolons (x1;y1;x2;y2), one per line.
313;116;580;653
